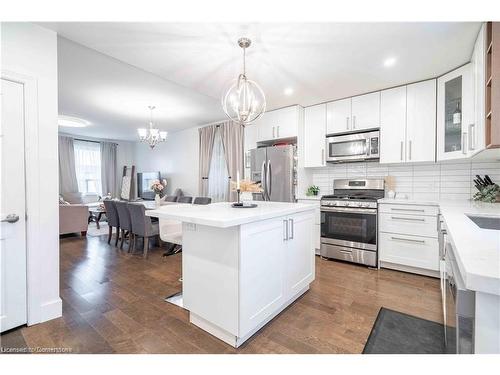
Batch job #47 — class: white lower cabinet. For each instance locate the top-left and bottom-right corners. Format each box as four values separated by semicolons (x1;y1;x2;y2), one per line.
379;203;439;276
297;199;321;252
239;211;314;337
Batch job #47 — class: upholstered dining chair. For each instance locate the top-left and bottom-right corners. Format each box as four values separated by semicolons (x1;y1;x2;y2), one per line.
193;197;212;205
102;199;120;246
127;203;159;259
114;200;133;250
164;195;178;202
177;196;193;204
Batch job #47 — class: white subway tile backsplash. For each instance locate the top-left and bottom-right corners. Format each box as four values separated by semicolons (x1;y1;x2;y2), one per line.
307;159;500;200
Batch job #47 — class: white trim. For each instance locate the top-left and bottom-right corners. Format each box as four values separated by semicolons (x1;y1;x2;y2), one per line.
1;69;62;325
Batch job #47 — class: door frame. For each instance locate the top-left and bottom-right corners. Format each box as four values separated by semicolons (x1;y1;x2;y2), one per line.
2;70;43;326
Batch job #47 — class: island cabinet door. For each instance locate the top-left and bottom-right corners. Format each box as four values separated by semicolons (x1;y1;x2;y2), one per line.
285;211;315;299
239;216;287;337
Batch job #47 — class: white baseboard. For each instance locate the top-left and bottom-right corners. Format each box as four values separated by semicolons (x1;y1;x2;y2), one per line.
37;298;62;324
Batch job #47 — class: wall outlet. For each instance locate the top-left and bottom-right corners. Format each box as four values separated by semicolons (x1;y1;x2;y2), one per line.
185;222;197;231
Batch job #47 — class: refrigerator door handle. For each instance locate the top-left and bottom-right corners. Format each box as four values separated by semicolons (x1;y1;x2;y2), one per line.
266;160;272;199
261;160;267;200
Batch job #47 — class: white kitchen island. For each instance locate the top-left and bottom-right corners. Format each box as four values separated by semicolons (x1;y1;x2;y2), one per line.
146;201;316;347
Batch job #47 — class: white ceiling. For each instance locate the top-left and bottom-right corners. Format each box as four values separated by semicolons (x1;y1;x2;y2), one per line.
46;22;481;140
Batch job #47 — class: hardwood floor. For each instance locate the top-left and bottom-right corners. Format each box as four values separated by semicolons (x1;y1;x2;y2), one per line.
1;234;442;354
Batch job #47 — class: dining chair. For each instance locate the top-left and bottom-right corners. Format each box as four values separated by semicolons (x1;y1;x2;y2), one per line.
177;196;193;204
102;199;120;246
114;200;133;250
128;202;159;259
164;196;178;202
193;197;212;205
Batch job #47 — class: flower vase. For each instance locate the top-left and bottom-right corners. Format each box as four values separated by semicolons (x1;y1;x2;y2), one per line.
155;194;161;207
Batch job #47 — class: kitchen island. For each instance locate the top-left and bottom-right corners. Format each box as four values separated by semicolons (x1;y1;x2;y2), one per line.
146;201;316;347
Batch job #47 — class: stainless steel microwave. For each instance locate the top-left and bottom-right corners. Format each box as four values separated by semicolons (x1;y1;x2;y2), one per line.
326;129;380;163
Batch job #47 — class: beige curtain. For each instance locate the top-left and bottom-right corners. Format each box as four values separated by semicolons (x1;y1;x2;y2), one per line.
198;125;217;196
58;135;79;194
220;121;244;202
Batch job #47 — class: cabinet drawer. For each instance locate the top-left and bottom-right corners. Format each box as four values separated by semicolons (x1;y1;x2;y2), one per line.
379;232;439;271
379;212;438;238
378;203;438;217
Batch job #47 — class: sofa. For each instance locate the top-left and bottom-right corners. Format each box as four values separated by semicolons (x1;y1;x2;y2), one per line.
59;192;90;236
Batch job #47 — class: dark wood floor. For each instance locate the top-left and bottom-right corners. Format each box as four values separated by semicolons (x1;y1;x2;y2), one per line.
1;233;442;354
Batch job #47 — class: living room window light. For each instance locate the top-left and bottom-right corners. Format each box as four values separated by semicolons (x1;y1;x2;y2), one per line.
74;140;102;195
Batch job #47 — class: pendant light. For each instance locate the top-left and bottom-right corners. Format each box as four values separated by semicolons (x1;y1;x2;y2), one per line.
137;106;168;149
222;38;266;125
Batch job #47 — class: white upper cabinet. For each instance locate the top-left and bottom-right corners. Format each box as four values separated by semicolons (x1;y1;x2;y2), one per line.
406;80;437;163
326;98;351;134
304;104;327;168
380;86;407;164
471;23;486;155
437;63;474;161
257;105;301;142
351;91;381;131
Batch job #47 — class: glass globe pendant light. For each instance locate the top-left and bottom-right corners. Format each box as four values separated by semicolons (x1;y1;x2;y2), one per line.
222;38;266;125
137;106;168;149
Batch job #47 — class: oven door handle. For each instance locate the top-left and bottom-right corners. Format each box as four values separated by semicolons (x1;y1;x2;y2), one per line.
320;207;377;214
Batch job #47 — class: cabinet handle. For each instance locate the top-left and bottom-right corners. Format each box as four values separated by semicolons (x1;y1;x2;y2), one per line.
391;216;425;222
272;126;275;138
400;141;404;161
469;124;475;151
283;219;288;241
288;218;294;240
391;208;425;212
408;140;412;161
462;132;468;155
391;236;426;244
346;117;350;130
321;149;325;165
277;126;280;138
352;115;356;129
339;250;352;254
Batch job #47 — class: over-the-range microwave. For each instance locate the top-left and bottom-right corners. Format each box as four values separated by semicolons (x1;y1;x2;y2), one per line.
325;129;380;163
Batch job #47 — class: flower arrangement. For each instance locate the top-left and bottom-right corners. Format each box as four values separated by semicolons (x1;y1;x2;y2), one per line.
150;179;167;195
230;179;263;193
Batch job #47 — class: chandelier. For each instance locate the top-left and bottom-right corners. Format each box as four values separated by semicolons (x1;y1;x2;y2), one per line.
137;106;167;149
222;37;266;125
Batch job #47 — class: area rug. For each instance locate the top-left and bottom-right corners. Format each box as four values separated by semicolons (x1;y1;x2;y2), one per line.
87;221;110;237
363;307;449;354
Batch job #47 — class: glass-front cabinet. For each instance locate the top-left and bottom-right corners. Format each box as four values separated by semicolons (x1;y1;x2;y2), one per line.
437;63;474;161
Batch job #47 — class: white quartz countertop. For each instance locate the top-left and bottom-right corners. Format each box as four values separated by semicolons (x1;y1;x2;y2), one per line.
146;201;316;228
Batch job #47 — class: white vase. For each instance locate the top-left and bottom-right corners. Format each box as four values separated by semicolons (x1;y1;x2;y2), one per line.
155;194;161;207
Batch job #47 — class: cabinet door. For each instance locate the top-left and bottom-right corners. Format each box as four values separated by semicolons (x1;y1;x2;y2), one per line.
257;111;275;142
276;106;299;139
437;63;474;161
244;124;258;178
380;86;407;164
239;217;286;337
471;23;486;154
351;91;381;131
326;98;351;134
304;104;326;167
285;211;315;299
406;80;437;163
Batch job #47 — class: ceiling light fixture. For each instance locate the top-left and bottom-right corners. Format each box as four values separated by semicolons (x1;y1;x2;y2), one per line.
383;57;397;67
137;106;167;149
58;115;91;128
222;37;266;125
284;88;294;96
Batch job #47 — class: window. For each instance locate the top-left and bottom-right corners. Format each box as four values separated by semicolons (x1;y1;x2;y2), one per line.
207;128;229;202
74;140;102;195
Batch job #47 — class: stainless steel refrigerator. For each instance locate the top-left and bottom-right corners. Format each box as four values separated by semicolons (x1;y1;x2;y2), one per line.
249;145;297;202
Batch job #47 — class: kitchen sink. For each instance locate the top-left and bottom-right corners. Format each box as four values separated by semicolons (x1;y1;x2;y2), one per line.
466;215;500;230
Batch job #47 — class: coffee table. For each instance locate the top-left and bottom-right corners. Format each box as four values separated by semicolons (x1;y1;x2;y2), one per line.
88;205;106;229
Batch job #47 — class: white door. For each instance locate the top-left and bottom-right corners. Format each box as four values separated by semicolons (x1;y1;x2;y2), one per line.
326;98;351;134
304;104;326;167
351;91;381;131
437;63;474;161
0;78;27;332
285;212;314;299
406;79;437;163
380;86;407;164
275;106;299;139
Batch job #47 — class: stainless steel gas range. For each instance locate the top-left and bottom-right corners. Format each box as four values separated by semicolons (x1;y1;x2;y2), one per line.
320;178;385;267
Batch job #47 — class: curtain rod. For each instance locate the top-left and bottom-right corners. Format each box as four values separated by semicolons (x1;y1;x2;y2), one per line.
73;138;118;146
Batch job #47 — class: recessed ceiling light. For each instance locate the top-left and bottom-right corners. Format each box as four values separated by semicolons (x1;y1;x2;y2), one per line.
58;115;91;128
383;57;397;67
284;88;294;96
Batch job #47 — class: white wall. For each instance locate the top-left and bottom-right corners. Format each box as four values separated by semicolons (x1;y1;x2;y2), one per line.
134;126;199;197
1;23;61;324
